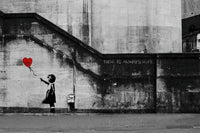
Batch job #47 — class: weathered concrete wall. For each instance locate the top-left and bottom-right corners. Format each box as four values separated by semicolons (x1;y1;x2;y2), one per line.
94;57;156;111
0;14;157;111
0;39;73;108
1;11;200;113
91;0;182;53
182;0;200;19
1;37;157;111
0;0;182;53
0;15;102;110
1;38;200;112
74;56;156;111
157;54;200;112
0;37;102;110
3;16;101;76
0;0;91;45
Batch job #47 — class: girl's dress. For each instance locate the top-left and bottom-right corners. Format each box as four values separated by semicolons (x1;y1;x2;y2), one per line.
42;83;56;104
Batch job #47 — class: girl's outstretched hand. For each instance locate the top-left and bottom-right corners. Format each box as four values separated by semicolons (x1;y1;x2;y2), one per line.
40;78;49;85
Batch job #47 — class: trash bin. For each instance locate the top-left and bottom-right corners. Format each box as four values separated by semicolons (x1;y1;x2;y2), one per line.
67;94;75;111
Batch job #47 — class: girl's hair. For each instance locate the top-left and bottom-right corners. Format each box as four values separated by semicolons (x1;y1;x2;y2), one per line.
47;74;56;83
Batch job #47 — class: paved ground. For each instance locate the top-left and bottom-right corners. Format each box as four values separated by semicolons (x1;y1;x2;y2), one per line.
0;113;200;133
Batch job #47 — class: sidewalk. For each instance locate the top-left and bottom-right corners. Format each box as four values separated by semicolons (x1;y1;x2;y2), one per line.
0;113;200;133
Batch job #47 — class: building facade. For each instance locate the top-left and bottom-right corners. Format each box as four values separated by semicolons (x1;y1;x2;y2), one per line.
0;0;200;113
0;0;182;53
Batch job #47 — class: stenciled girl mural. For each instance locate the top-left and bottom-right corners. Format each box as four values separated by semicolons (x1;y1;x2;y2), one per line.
23;57;56;113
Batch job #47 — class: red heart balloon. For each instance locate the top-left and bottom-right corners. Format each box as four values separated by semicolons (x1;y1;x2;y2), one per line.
23;57;32;68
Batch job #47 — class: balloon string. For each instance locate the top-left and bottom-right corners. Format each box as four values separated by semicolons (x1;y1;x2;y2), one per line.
29;67;38;76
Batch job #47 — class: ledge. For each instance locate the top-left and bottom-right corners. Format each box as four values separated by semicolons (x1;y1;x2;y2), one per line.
0;107;155;114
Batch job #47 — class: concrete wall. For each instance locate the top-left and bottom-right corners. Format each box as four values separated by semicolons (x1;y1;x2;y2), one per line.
0;38;101;110
0;36;157;111
0;15;102;110
0;36;101;110
0;14;157;111
101;54;200;113
182;0;200;19
1;37;200;112
99;57;155;111
1;4;200;112
0;0;182;53
0;37;156;112
91;0;182;53
157;55;200;112
0;39;73;108
0;0;91;45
